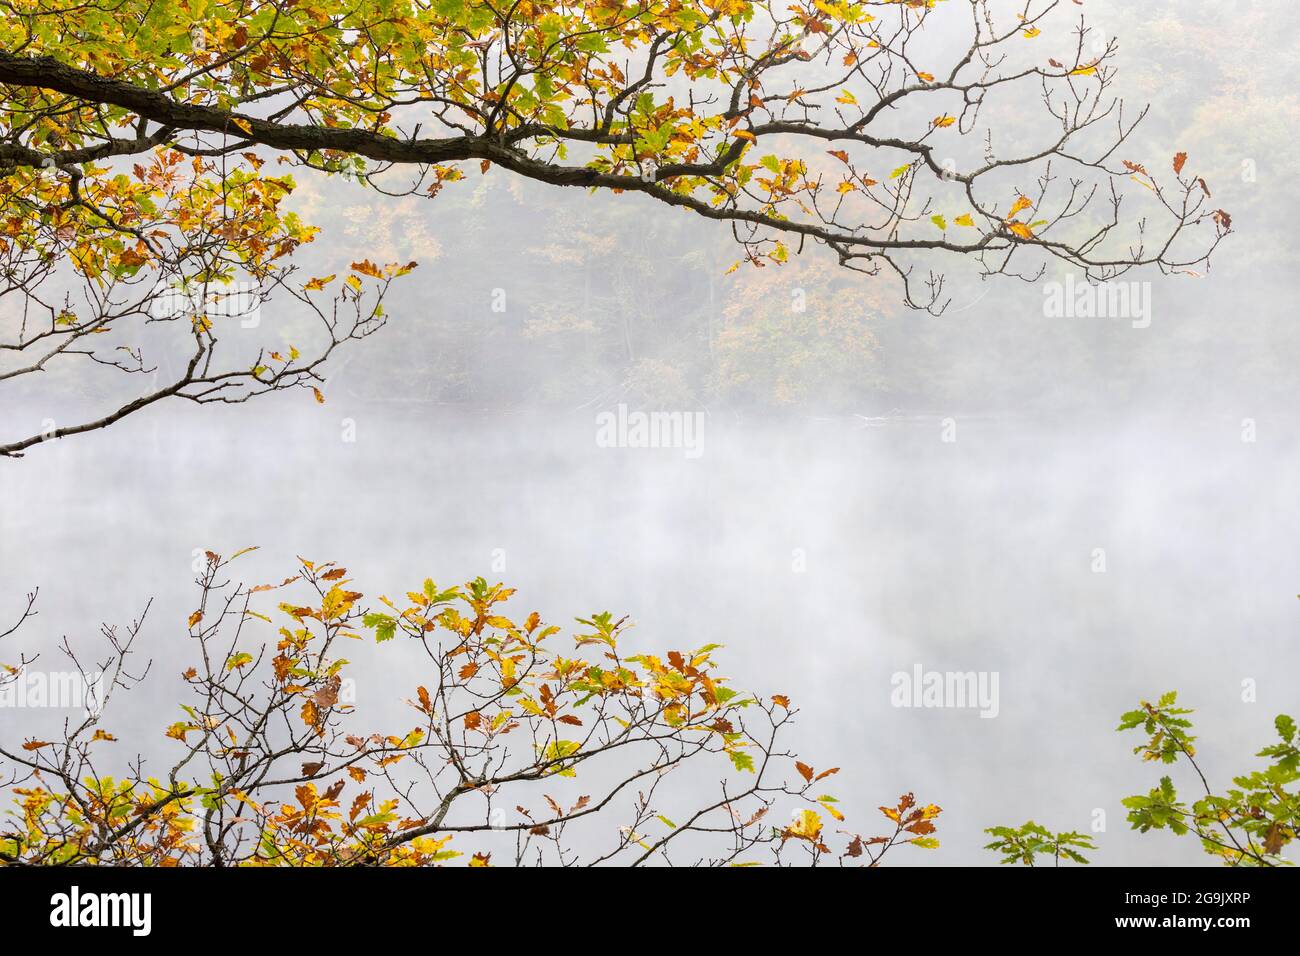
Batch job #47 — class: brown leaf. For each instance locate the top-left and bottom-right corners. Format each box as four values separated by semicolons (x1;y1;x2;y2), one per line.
1263;822;1286;855
1172;151;1187;175
795;760;815;783
313;676;341;708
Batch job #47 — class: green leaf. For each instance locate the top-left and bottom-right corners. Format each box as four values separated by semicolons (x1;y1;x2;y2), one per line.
1276;714;1296;743
728;750;755;773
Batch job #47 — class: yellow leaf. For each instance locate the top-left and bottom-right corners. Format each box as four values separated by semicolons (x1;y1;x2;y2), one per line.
783;809;823;842
836;89;858;106
954;213;975;227
1007;221;1035;240
1009;195;1034;217
188;610;203;629
932;115;956;128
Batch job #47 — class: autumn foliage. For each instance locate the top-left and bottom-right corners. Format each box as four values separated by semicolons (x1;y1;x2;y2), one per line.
1;0;1231;456
0;551;940;866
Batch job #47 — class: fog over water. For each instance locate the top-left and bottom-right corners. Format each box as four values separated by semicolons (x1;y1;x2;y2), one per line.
4;391;1298;862
2;0;1298;864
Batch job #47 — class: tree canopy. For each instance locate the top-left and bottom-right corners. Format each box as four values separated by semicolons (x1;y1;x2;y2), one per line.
0;551;941;866
0;0;1231;455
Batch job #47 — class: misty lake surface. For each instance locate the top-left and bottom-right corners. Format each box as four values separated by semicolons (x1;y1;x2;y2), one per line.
4;393;1296;864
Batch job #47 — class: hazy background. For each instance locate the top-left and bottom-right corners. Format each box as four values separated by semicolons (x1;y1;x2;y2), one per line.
2;0;1298;864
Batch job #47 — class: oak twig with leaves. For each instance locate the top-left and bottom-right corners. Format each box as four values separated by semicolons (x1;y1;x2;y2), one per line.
0;550;940;866
989;692;1298;867
1;0;1230;456
1118;692;1297;867
983;821;1095;866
